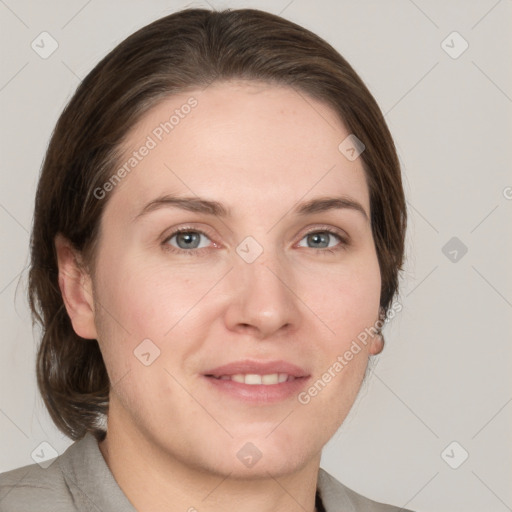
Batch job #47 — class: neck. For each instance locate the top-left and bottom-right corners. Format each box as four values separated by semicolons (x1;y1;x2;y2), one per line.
98;405;322;512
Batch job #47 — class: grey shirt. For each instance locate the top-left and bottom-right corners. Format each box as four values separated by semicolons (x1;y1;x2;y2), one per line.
0;433;413;511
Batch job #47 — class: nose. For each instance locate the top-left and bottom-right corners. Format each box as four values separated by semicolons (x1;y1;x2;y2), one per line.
223;251;302;340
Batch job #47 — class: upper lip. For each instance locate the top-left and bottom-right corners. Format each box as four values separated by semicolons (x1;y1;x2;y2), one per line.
203;359;310;378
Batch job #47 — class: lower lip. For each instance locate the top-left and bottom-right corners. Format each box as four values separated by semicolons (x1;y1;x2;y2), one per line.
203;375;310;404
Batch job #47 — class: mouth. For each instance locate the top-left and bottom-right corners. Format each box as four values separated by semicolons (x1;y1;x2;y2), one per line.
206;373;299;385
202;359;310;403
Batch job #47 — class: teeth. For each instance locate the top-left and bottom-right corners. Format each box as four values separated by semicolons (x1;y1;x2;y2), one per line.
262;374;278;385
217;373;292;385
245;374;262;385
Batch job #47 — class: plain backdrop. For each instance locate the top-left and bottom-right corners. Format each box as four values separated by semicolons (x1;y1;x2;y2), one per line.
1;1;511;511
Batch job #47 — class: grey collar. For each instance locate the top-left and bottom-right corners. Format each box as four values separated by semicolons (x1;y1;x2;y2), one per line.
59;432;356;512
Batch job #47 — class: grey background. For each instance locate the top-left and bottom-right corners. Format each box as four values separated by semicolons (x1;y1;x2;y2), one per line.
1;0;511;510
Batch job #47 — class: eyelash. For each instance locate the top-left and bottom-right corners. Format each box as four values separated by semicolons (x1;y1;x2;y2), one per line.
161;225;349;257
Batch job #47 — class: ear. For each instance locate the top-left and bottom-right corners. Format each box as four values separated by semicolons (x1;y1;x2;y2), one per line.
54;233;98;340
368;307;385;356
368;334;384;356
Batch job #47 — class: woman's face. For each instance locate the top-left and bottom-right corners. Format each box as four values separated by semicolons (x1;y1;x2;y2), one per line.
81;81;382;477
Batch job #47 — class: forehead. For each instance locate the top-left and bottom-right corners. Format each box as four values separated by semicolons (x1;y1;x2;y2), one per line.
105;80;369;220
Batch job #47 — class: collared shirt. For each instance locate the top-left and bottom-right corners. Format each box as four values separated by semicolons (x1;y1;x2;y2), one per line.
0;433;413;511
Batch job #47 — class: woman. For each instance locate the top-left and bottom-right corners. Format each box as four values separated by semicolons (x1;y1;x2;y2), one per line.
0;7;410;511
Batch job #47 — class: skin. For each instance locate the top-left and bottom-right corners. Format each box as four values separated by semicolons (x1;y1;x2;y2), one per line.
56;80;383;512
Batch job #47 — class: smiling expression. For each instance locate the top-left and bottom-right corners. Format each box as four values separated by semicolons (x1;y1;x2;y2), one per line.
75;80;383;477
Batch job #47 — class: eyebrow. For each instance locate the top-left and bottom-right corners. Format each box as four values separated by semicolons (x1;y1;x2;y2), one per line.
133;194;369;222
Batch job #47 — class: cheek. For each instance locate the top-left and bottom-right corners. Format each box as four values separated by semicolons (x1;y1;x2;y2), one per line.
299;254;381;349
298;261;380;426
91;255;197;409
95;250;212;340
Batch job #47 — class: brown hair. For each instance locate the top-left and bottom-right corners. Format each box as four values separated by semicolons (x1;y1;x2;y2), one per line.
28;7;406;441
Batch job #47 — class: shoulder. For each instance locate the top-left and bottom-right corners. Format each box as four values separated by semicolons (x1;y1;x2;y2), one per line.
317;468;415;512
0;434;98;512
0;456;73;512
0;433;136;512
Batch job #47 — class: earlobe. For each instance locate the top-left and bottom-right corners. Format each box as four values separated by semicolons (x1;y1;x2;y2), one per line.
368;307;386;356
54;233;98;340
368;333;384;355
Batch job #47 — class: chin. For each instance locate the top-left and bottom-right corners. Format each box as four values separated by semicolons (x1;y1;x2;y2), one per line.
211;450;314;481
210;431;321;479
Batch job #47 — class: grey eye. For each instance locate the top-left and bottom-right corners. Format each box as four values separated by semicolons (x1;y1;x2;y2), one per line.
298;231;341;249
168;231;210;250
